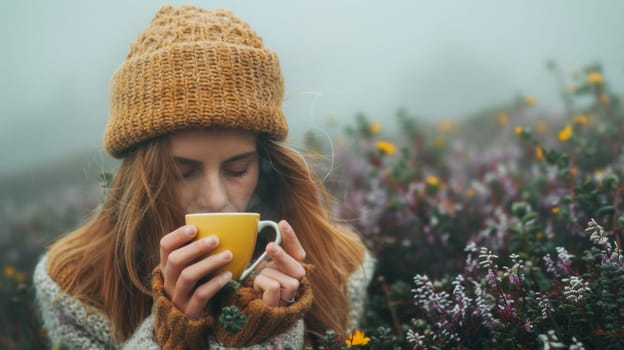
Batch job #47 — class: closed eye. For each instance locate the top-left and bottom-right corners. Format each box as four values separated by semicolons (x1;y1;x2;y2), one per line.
223;167;249;177
172;152;257;180
223;154;257;177
173;157;201;180
181;167;200;179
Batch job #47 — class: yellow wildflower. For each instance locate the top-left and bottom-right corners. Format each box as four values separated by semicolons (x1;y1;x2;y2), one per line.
552;207;560;214
15;272;25;284
375;140;396;155
535;232;545;240
514;126;523;136
434;137;446;148
558;124;572;142
524;96;537;106
426;176;440;187
368;122;381;134
496;112;509;126
586;72;604;85
570;167;578;177
345;329;371;346
535;121;548;134
4;266;15;278
572;115;589;125
465;188;476;198
535;146;544;161
437;120;459;133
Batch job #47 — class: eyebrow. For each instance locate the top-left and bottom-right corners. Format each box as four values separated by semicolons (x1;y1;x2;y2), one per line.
172;151;258;165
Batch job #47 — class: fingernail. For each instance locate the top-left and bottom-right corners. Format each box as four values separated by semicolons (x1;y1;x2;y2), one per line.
202;236;216;246
184;225;195;236
270;243;280;254
221;251;232;260
282;221;292;232
222;271;232;281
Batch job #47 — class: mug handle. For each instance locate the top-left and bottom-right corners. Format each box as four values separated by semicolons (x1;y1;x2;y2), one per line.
239;220;282;281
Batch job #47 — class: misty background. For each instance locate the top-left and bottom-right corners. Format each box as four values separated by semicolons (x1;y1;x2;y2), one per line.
1;0;624;177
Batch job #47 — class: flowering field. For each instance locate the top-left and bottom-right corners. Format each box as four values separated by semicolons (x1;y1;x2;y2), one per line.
1;62;623;349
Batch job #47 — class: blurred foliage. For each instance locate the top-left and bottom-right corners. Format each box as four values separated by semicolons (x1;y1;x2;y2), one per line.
310;61;624;348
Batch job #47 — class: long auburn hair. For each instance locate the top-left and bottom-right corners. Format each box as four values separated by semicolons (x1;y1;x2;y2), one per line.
47;133;365;342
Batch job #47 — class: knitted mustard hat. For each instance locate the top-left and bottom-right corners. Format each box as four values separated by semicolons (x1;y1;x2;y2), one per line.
104;5;287;158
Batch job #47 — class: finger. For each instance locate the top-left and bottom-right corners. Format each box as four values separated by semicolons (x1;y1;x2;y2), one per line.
160;225;197;268
265;243;306;280
162;236;220;298
260;267;300;301
173;250;232;304
184;271;232;319
278;220;306;261
163;235;219;279
253;274;281;307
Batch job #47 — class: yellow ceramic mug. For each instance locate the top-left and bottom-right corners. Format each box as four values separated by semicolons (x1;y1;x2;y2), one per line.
185;212;282;281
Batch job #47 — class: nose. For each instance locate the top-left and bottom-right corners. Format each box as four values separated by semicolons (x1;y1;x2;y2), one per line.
196;173;228;212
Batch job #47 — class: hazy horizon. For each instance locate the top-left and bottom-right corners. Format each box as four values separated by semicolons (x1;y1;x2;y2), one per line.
2;0;623;175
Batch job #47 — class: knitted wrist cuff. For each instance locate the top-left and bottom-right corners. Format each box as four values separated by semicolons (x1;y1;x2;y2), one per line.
151;267;214;350
214;263;315;347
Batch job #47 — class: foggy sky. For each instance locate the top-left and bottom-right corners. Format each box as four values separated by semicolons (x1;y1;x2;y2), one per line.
1;0;623;174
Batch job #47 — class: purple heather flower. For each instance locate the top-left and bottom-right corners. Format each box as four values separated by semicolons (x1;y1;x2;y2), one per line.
524;319;534;333
472;281;495;330
586;218;611;248
478;247;499;268
464;242;479;274
504;254;525;289
406;329;426;348
569;337;586;350
413;275;438;312
485;268;499;288
479;207;510;251
602;242;624;267
538;330;566;349
543;248;575;278
469;179;490;200
451;275;470;323
536;293;555;320
496;297;517;321
543;254;559;277
465;242;478;253
582;219;624;266
507;272;521;288
555;247;575;275
562;276;591;303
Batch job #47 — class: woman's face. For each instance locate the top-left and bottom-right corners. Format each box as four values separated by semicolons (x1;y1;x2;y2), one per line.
169;128;259;214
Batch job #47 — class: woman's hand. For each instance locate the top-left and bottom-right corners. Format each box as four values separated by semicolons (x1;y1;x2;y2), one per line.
253;220;307;307
159;225;233;319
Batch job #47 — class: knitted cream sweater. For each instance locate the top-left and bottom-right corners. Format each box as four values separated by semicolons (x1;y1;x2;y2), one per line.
34;251;375;349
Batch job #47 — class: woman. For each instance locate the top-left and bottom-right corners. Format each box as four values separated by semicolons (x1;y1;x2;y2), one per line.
34;4;375;349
